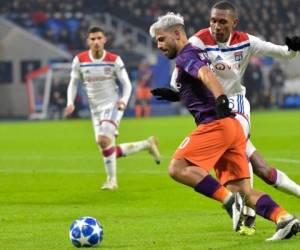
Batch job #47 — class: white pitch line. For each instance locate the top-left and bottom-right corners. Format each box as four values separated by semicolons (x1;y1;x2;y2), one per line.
0;157;299;175
266;158;300;164
0;168;163;174
0;155;299;163
0;155;169;160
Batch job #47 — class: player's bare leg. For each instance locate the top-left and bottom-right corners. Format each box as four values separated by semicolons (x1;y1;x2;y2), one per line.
114;106;160;164
240;140;300;235
169;158;300;240
250;150;300;197
239;162;256;236
226;179;300;241
168;158;244;231
116;136;161;164
233;115;256;235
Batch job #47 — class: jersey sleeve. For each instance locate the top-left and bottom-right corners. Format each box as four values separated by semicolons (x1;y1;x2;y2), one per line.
249;34;298;59
115;56;132;105
188;36;206;50
67;56;81;106
66;77;79;106
176;51;208;78
70;56;82;80
114;56;126;72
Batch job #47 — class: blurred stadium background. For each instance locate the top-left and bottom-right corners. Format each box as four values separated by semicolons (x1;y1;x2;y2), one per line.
0;0;300;119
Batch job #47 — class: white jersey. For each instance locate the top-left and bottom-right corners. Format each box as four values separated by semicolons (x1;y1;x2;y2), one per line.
170;28;298;157
69;49;132;109
188;28;297;97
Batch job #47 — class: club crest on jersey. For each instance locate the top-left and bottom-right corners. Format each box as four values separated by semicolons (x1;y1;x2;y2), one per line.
234;51;243;61
104;67;112;75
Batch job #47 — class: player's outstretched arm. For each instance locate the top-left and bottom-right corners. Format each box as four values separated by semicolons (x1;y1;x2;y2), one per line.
151;88;180;102
249;34;298;59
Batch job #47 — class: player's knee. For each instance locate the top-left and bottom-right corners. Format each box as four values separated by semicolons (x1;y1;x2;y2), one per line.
168;160;181;179
96;136;111;149
168;159;187;179
168;163;177;179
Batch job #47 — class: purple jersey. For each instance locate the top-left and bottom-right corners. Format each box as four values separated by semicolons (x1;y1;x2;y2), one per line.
175;43;217;125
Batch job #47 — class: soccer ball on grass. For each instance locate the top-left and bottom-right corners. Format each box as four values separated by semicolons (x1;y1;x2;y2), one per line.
69;216;103;247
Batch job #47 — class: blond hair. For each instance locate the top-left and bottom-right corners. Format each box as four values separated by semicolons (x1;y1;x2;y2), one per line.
149;12;184;38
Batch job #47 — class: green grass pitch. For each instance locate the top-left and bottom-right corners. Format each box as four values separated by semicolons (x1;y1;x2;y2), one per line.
0;110;299;249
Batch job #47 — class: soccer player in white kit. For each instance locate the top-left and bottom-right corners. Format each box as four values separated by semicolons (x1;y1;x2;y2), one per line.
64;26;161;190
151;1;300;236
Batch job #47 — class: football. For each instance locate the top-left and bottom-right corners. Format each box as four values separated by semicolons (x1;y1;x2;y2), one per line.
69;216;103;248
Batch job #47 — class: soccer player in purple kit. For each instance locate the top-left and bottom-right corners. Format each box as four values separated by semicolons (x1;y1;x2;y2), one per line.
152;1;300;236
149;12;300;241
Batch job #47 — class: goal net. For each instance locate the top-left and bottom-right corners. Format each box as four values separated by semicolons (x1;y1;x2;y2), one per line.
26;63;89;119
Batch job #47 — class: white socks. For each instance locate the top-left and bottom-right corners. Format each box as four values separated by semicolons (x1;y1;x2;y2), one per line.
101;138;150;181
274;169;300;197
103;151;116;182
118;140;149;156
101;138;117;182
243;206;256;217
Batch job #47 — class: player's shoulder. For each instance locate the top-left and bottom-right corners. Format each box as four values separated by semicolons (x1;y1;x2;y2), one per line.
176;44;203;66
229;31;249;46
177;44;195;59
103;51;119;62
76;50;92;63
193;28;217;46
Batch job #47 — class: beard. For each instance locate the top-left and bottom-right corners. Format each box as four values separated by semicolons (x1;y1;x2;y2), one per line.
164;46;177;59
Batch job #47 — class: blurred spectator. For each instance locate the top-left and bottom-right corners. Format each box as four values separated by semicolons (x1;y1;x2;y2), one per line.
135;61;153;117
2;0;300;55
49;77;67;119
268;63;286;108
115;28;135;52
2;0;300;115
243;60;264;109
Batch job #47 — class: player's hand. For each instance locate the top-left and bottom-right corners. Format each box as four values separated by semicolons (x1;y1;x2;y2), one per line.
117;101;126;111
64;104;75;117
151;88;180;102
285;36;300;51
215;95;234;119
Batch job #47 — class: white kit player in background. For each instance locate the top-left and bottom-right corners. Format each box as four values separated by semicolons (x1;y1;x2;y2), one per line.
152;1;300;236
64;26;161;190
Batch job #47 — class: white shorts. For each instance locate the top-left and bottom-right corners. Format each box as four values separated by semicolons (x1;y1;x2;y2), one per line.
229;94;256;157
91;103;124;140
